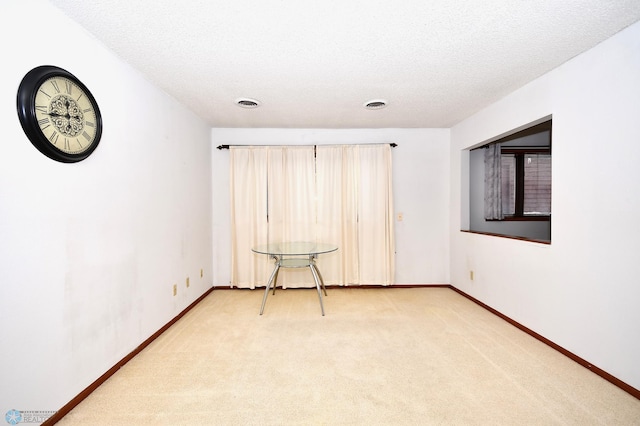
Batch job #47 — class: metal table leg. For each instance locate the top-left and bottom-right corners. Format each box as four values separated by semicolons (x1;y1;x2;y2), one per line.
309;263;325;316
310;258;328;296
260;260;280;315
259;254;328;316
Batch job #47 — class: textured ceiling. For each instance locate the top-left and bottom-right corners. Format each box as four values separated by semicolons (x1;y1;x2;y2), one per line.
49;0;640;128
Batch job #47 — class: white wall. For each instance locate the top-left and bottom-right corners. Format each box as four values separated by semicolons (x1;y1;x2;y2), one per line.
0;0;212;413
3;0;638;415
211;128;451;286
450;21;640;389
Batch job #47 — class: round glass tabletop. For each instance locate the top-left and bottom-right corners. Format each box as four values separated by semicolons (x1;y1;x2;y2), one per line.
251;241;338;256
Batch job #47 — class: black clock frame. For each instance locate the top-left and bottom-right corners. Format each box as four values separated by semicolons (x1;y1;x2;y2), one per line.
17;65;103;163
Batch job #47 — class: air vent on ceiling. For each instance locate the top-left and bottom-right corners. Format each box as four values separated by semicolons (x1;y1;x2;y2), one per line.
236;98;261;108
364;99;388;109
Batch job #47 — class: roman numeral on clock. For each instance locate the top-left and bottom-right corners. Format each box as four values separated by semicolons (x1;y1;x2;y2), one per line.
49;131;59;144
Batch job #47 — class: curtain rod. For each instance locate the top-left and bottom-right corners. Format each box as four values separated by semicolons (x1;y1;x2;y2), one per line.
216;143;397;150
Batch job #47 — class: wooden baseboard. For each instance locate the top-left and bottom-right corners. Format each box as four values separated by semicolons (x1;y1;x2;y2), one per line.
43;287;215;425
213;283;451;290
449;285;640;400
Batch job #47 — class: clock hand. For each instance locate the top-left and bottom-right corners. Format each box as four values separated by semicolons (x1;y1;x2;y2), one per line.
45;111;73;119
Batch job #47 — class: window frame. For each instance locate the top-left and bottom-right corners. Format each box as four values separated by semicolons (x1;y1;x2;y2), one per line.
481;119;552;223
500;147;551;221
465;117;552;243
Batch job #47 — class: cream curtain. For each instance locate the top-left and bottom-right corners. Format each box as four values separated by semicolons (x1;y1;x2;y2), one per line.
315;144;395;285
230;144;394;288
230;147;269;288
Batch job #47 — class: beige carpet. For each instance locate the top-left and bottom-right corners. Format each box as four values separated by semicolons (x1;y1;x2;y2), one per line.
56;287;640;425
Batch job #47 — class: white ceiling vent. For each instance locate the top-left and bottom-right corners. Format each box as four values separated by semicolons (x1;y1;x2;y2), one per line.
236;98;261;108
364;99;388;110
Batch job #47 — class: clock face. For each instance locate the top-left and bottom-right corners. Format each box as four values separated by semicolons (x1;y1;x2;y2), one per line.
34;75;99;155
17;66;102;163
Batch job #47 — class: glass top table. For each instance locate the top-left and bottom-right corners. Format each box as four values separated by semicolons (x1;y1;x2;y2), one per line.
252;241;338;257
252;241;338;316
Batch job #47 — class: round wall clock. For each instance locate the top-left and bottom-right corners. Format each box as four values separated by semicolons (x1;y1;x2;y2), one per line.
17;65;102;163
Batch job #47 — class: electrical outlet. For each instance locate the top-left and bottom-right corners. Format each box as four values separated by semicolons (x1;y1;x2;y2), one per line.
186;277;190;288
173;284;177;296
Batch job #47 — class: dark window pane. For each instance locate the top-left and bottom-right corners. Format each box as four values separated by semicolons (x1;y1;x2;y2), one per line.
523;154;551;215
